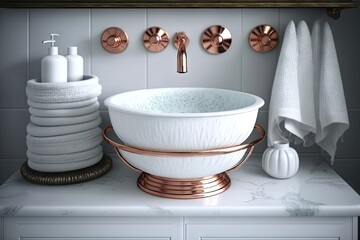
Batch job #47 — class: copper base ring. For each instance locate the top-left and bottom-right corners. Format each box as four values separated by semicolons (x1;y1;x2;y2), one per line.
137;172;231;199
21;154;112;185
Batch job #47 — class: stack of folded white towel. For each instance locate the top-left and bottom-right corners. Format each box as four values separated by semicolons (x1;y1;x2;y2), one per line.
268;19;349;164
25;75;103;172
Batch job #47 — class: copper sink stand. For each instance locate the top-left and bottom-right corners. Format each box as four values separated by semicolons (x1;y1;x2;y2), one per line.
103;124;265;199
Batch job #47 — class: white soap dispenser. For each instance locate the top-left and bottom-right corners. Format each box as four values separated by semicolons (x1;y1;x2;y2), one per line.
41;33;67;83
65;46;84;82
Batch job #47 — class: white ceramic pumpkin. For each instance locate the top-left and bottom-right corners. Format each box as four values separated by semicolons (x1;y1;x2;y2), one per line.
262;140;299;179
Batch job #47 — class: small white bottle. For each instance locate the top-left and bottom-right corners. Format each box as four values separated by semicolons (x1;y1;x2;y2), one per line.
65;46;83;82
41;34;67;83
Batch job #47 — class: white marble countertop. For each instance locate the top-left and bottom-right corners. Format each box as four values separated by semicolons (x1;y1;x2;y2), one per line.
1;155;360;217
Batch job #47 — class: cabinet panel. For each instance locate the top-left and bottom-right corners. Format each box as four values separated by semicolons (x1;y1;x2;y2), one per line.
24;239;168;240
201;238;337;240
4;217;183;240
0;216;3;240
186;217;353;240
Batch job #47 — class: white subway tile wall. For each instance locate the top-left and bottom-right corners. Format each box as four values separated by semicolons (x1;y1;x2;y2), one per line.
0;8;359;192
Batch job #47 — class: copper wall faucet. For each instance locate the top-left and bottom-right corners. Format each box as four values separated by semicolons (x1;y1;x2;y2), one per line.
101;25;278;73
173;32;189;74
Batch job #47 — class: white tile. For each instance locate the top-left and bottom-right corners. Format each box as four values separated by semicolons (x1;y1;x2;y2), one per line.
332;159;360;194
242;9;279;110
329;8;360;109
147;9;242;90
0;110;29;159
332;110;360;159
0;9;28;109
29;9;91;80
91;9;147;109
279;8;322;38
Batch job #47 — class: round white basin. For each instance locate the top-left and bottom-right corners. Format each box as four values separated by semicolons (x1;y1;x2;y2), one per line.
104;88;264;152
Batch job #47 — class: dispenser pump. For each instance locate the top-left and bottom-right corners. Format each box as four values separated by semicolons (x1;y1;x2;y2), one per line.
41;33;67;83
43;33;58;45
42;33;59;54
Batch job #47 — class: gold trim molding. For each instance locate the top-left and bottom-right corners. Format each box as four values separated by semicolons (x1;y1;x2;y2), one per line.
1;1;359;8
1;1;358;19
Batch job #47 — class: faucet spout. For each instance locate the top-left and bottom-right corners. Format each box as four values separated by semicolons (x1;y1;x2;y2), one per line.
174;32;189;74
177;39;187;73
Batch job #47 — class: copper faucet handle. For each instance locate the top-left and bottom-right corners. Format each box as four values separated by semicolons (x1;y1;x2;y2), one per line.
143;27;169;53
201;25;232;54
249;24;278;53
101;27;129;53
173;32;189;49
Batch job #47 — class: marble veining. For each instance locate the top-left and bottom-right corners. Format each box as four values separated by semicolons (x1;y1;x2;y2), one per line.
1;206;22;216
282;192;322;217
0;156;359;217
306;176;348;189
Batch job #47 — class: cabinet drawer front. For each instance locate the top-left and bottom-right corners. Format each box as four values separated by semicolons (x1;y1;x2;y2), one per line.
201;238;338;240
23;239;169;240
4;217;183;240
186;217;353;239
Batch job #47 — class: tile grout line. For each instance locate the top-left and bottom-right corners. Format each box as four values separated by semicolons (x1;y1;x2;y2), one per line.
26;9;30;82
145;9;149;89
88;8;92;75
240;8;244;92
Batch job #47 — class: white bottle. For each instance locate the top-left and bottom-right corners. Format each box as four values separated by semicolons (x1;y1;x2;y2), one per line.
41;34;67;83
65;46;83;82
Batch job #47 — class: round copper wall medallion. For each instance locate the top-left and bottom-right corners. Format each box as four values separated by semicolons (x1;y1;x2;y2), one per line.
143;27;169;52
201;25;232;54
101;27;129;53
249;24;278;53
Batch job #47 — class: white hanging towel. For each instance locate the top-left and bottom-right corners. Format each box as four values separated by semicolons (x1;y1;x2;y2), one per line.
268;20;316;146
312;20;349;164
284;20;316;146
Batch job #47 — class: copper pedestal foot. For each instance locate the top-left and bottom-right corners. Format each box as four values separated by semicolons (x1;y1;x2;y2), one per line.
137;172;231;199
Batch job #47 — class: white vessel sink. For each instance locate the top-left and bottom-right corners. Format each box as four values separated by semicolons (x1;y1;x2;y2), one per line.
104;88;264;179
105;87;264;152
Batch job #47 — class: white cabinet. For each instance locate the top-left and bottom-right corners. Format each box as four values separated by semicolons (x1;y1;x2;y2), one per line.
3;216;358;240
1;158;360;240
185;217;357;240
4;217;183;240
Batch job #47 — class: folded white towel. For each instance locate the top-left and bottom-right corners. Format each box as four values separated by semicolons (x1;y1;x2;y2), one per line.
26;127;101;144
27;134;103;155
28;152;103;172
27;145;103;164
312;20;349;164
30;111;100;126
284;20;316;146
26;75;102;103
27;117;102;137
268;21;300;146
28;97;98;109
29;102;100;117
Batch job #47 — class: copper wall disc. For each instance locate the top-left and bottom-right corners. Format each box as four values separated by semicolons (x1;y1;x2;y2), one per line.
249;24;278;53
101;27;129;53
201;25;232;54
143;26;169;52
